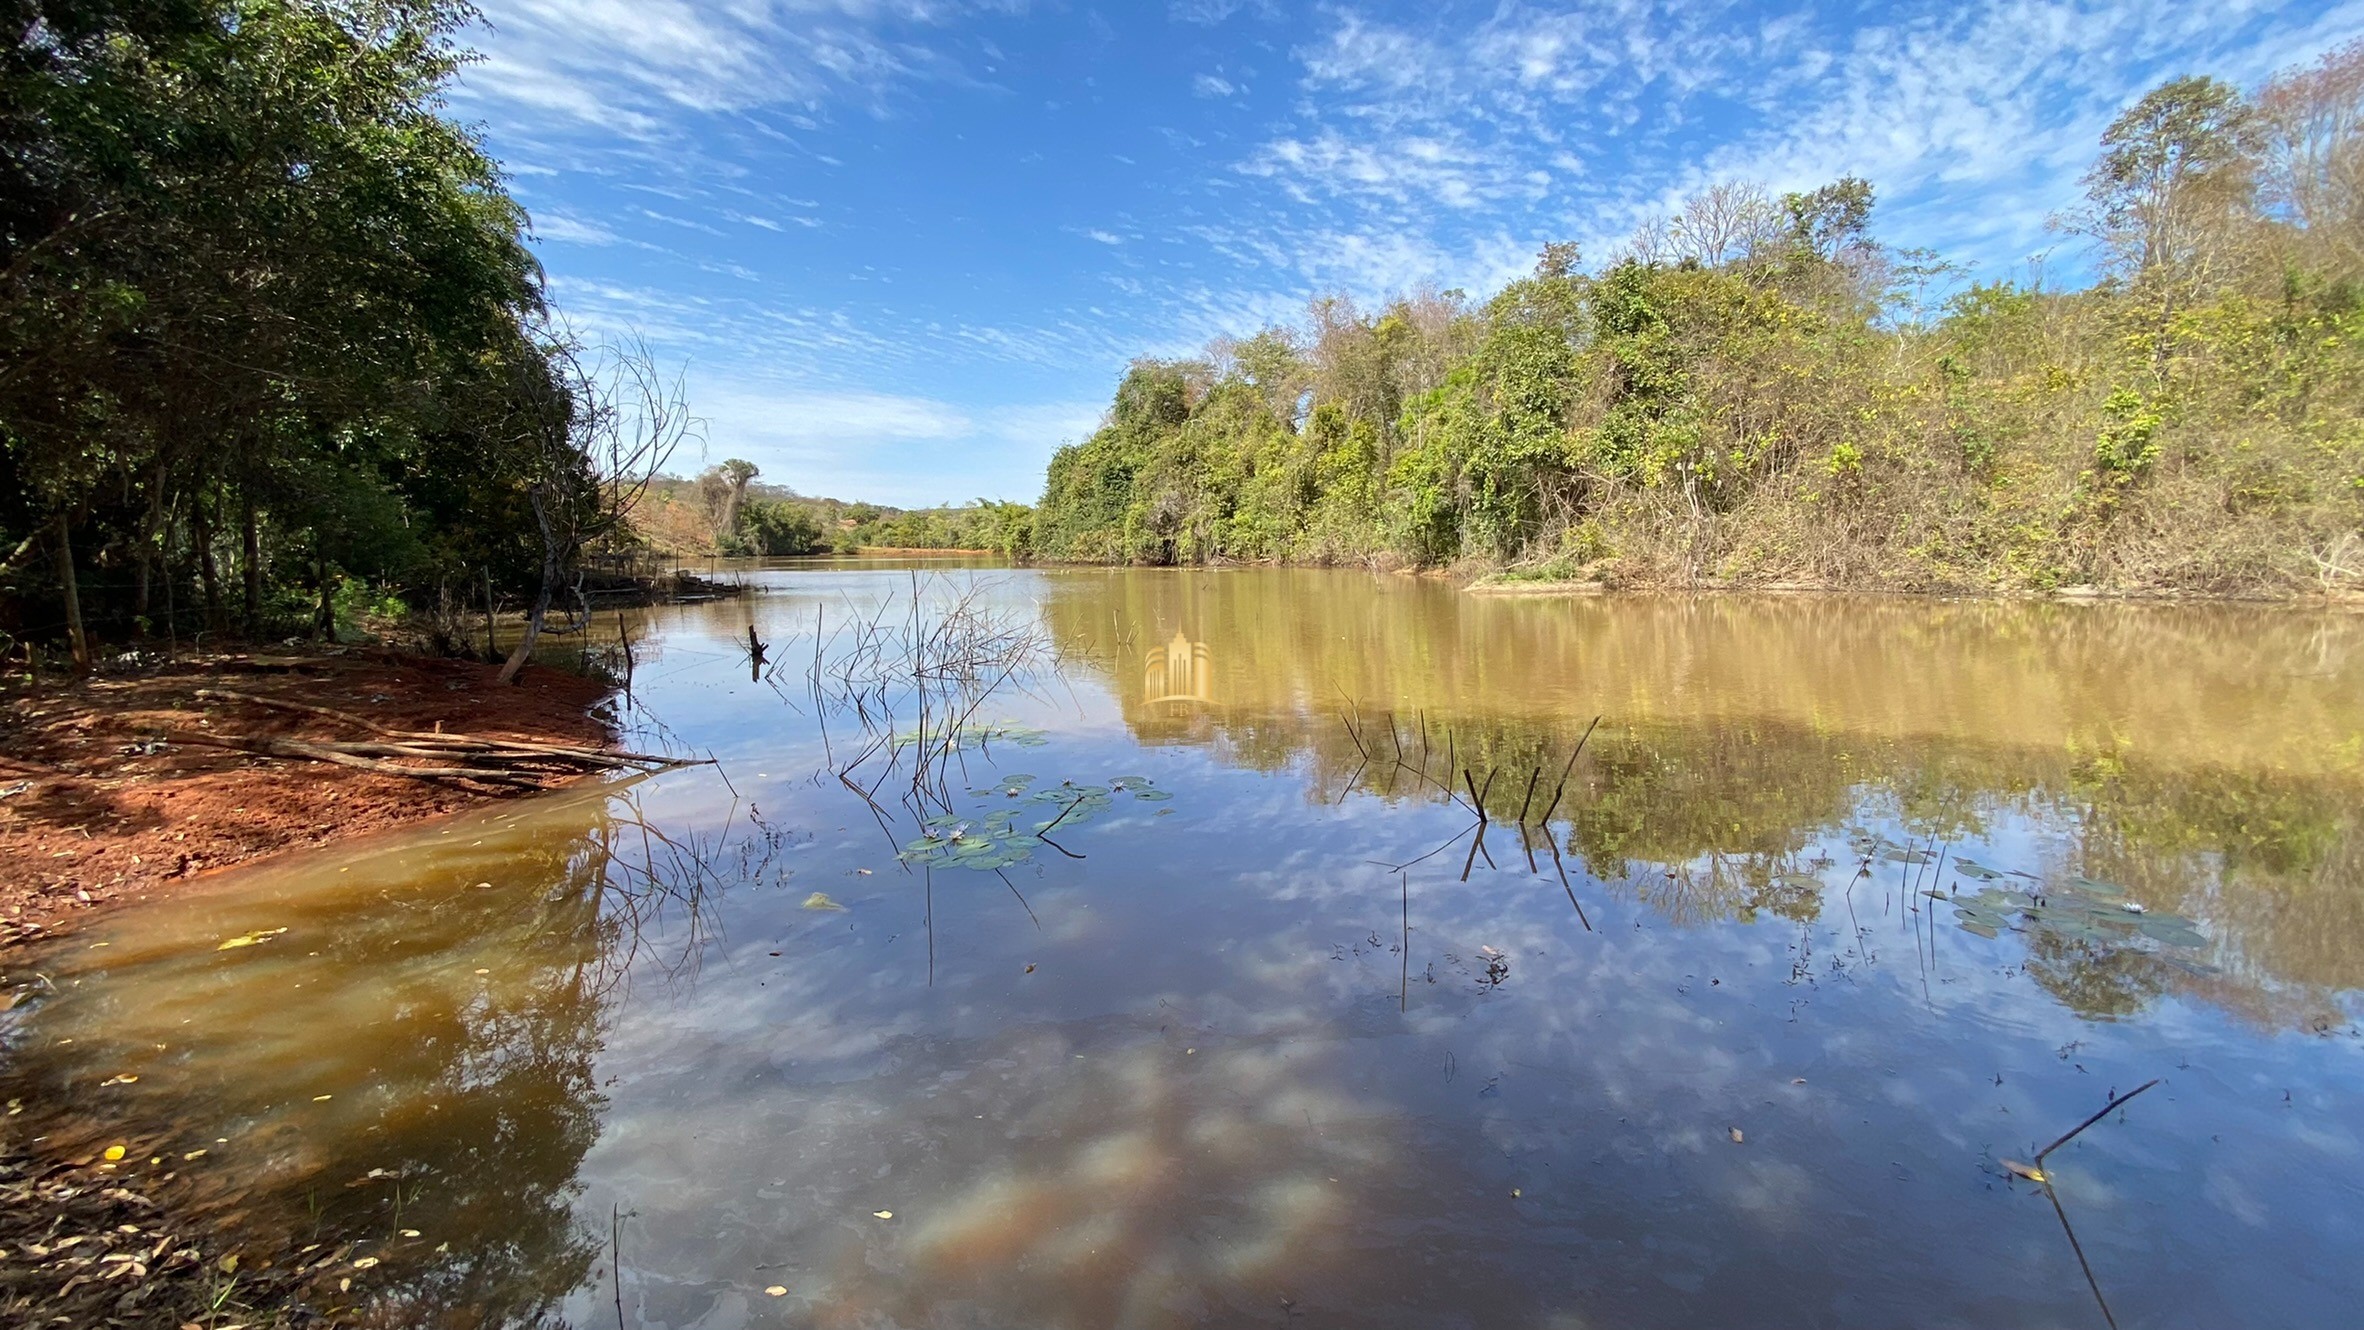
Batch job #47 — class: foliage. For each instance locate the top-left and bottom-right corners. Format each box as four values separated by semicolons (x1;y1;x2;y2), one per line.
1032;52;2364;596
0;0;650;661
635;463;1037;559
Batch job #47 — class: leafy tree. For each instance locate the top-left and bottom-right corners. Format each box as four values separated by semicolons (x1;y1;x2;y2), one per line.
1031;51;2364;597
2081;76;2258;281
0;1;671;670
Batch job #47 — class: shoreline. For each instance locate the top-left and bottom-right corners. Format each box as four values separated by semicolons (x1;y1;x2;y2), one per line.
0;649;623;1325
0;650;618;952
1461;574;2364;606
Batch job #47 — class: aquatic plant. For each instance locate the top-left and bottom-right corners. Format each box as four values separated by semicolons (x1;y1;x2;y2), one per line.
897;775;1175;871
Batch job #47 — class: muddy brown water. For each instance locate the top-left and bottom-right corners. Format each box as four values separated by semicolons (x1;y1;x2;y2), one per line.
6;563;2363;1328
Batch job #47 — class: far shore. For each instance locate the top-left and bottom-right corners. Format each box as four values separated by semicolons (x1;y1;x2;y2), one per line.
1462;573;2364;606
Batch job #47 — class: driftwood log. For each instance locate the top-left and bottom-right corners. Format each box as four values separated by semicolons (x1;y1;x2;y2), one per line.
175;688;706;788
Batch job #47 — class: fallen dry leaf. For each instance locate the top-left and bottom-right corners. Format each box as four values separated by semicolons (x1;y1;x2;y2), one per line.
216;928;288;951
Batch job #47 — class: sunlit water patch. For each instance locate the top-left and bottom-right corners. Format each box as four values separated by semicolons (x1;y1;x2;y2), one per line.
6;563;2364;1327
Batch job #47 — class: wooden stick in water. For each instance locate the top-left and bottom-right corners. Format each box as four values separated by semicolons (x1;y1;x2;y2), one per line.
2037;1079;2163;1162
1538;715;1602;827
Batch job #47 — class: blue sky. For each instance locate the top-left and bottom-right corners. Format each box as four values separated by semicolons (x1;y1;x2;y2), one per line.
452;0;2364;507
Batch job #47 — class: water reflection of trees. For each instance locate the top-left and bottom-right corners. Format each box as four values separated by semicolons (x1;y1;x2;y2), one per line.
1039;575;2364;1028
0;779;772;1327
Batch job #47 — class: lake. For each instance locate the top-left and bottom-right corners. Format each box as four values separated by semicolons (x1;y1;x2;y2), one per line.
6;562;2363;1328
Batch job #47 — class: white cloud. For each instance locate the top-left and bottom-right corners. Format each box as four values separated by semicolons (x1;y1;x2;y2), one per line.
1084;229;1126;246
686;385;1105;503
527;211;622;246
461;1;1017;138
1169;0;1270;23
703;387;973;449
982;400;1107;449
1228;0;2364;295
640;208;726;235
1192;72;1239;98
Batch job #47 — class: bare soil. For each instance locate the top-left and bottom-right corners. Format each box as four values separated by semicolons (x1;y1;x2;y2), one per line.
0;650;614;951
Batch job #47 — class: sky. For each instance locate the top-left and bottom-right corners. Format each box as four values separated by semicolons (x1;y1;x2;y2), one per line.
451;0;2364;508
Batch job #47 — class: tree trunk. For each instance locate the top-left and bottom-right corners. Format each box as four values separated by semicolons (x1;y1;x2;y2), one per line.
194;494;224;635
241;492;262;638
162;501;179;656
496;565;554;685
313;546;334;642
56;514;89;674
131;477;162;640
132;548;151;641
497;486;562;686
482;566;497;661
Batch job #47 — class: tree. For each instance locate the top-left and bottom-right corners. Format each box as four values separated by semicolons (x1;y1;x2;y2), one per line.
1668;182;1782;268
497;337;690;684
732;499;824;555
713;458;759;535
1782;177;1876;262
2254;39;2364;280
1;0;611;666
2080;76;2258;281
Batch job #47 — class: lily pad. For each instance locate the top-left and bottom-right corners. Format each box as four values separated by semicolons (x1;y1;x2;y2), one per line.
2138;917;2208;949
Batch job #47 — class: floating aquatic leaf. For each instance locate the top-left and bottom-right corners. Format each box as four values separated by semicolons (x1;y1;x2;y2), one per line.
2003;1160;2047;1183
2070;876;2126;897
1952;859;2005;881
1956;920;2002;939
766;1286;789;1297
872;1210;894;1220
802;893;847;912
2138;917;2208;949
906;772;1179;871
103;1144;127;1162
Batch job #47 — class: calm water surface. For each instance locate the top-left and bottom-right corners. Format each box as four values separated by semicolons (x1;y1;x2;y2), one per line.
7;563;2364;1329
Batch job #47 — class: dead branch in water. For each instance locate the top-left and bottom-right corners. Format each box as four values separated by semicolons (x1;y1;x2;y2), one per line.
189;688;694;770
170;732;542;787
2037;1079;2163;1163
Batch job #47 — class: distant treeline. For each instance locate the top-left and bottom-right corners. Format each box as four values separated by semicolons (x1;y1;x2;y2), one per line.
1032;51;2364;595
631;463;1032;557
2;1;676;672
